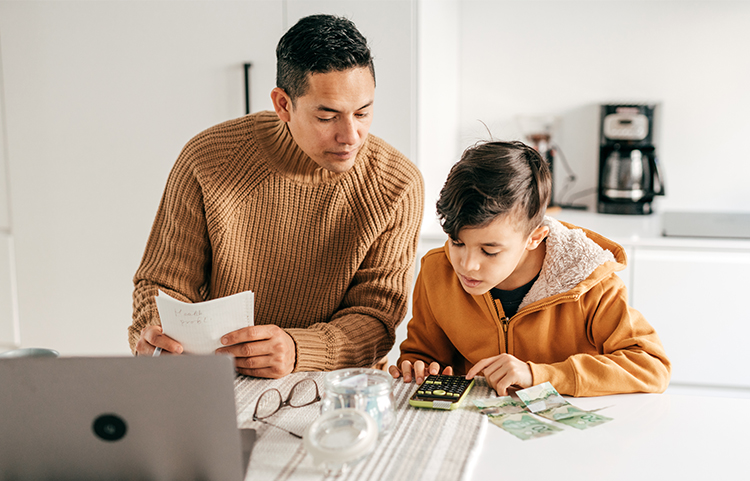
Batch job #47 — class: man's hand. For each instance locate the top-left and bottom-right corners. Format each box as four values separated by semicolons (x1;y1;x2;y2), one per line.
388;360;453;384
216;325;296;378
135;325;183;356
465;353;533;395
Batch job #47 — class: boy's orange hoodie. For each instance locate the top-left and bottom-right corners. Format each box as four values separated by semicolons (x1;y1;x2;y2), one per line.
398;217;671;397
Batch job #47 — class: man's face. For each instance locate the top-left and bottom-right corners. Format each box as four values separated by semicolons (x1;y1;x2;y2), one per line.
273;67;375;173
448;215;545;296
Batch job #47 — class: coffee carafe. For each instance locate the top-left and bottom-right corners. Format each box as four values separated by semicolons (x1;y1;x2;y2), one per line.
597;105;665;215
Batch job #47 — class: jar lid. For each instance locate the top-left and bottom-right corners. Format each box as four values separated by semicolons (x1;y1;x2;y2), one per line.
323;368;393;396
304;408;378;469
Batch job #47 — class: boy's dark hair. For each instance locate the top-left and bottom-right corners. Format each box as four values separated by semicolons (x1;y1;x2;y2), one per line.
436;141;552;239
276;14;375;103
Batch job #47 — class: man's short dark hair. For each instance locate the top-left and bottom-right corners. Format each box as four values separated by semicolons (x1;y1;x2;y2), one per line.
436;141;552;239
276;14;375;103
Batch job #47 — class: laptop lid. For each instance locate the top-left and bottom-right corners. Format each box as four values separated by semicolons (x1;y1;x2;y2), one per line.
0;355;251;481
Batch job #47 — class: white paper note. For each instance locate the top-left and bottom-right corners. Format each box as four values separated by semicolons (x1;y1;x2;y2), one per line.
155;290;254;355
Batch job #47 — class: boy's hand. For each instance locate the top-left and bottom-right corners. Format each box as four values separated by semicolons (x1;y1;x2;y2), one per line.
388;360;453;384
466;354;532;395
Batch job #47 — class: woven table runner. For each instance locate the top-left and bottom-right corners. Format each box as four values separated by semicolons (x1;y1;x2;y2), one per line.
234;371;492;481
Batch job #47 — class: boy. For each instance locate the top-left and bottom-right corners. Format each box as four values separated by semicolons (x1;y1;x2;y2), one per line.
389;141;670;396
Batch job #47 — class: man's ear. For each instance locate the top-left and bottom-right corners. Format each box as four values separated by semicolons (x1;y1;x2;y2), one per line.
271;87;293;122
526;225;550;250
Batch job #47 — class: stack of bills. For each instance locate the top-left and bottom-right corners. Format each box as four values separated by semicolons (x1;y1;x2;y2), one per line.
474;382;612;440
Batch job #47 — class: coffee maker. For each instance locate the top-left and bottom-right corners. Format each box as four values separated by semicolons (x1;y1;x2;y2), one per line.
597;104;665;215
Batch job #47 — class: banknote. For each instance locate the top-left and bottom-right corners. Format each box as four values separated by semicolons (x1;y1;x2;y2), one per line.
474;397;562;440
516;382;612;430
474;396;526;416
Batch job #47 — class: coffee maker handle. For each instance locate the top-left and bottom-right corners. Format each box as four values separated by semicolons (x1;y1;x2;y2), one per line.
651;155;665;196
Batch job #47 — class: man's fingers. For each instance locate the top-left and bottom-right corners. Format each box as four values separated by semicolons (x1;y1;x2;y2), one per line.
221;325;275;346
232;353;273;371
152;333;183;354
236;365;287;379
138;326;183;355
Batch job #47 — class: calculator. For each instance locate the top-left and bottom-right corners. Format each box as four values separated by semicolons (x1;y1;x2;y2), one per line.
409;374;475;410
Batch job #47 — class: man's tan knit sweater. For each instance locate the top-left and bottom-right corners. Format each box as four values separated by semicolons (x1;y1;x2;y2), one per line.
130;111;424;371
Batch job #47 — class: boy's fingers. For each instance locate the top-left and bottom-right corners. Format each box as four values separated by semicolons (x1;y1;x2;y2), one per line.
428;362;440;375
388;365;401;379
493;375;513;396
401;360;414;383
442;365;454;375
414;360;426;384
466;356;498;379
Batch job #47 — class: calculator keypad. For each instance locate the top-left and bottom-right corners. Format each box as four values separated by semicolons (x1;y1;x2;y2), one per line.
416;375;471;400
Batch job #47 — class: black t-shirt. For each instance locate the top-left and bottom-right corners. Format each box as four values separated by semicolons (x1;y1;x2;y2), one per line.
489;273;540;318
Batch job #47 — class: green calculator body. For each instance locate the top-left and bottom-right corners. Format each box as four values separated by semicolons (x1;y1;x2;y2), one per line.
409;374;475;410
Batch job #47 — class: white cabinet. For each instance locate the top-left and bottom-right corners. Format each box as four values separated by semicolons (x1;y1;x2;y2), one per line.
632;246;750;388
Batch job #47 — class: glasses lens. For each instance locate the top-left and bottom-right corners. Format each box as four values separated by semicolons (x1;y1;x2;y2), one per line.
255;389;282;419
288;379;319;407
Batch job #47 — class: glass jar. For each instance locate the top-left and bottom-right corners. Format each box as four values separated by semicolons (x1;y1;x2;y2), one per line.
304;408;377;475
320;368;395;436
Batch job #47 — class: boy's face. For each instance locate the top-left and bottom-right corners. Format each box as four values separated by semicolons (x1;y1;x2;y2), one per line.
448;214;548;296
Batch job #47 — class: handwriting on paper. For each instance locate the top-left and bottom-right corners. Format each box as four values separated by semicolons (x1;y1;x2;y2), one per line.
155;290;254;354
174;309;207;325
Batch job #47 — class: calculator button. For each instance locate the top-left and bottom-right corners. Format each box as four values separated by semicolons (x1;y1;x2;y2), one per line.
432;389;446;396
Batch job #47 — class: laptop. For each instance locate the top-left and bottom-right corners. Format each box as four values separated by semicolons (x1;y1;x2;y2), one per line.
0;355;255;481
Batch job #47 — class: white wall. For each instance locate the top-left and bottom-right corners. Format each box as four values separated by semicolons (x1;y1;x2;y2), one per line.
446;0;750;222
0;0;282;355
0;36;19;350
0;0;415;355
416;0;461;234
418;0;750;236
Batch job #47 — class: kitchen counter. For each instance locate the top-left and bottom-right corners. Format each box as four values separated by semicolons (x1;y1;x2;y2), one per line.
549;209;750;250
421;209;750;251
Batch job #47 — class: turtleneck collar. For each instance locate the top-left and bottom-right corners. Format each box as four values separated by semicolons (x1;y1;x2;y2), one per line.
253;110;365;184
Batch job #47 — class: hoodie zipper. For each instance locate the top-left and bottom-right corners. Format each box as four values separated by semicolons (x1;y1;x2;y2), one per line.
492;294;579;353
491;299;511;353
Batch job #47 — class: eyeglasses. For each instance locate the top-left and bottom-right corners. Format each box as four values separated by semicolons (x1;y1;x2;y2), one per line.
252;379;321;439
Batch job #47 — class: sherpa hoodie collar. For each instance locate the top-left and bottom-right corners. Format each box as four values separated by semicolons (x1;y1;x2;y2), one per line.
521;216;620;308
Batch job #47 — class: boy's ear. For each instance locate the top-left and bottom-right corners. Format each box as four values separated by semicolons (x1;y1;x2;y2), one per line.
271;87;293;122
526;225;550;250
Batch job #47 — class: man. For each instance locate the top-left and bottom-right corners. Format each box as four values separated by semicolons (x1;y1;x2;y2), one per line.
129;14;424;379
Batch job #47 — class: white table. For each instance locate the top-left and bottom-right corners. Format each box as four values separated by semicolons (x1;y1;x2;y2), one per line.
238;372;746;480
472;392;746;480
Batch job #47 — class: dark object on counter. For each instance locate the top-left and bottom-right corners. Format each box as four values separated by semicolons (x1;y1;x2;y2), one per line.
662;211;750;239
597;104;665;215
